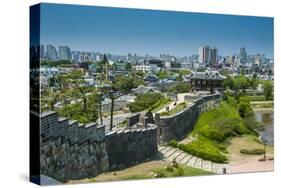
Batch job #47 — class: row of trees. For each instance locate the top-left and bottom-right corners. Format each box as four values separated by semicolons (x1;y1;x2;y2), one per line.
168;82;191;94
223;75;259;91
225;94;264;134
41;60;72;67
128;93;165;112
41;69;145;127
223;75;273;100
156;69;191;80
262;81;274;100
41;70;101;124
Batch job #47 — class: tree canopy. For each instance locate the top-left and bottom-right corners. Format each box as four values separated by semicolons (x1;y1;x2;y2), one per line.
262;81;273;100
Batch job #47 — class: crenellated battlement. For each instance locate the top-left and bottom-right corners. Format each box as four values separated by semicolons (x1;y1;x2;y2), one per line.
39;93;221;182
39;111;158;182
155;93;221;143
40;111;105;144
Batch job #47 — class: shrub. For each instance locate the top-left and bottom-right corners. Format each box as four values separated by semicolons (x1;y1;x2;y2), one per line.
155;171;166;178
240;149;265;155
169;82;191;93
263;81;273;100
259;157;266;162
171;159;179;168
150;98;170;112
253;137;263;144
175;166;184;176
166;166;174;172
160;111;169;116
128;93;164;112
178;141;227;163
168;140;178;148
237;97;254;118
194;102;247;142
247;95;266;101
268;157;274;160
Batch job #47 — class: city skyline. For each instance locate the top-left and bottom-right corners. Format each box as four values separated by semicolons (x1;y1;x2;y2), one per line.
39;43;272;60
40;3;274;58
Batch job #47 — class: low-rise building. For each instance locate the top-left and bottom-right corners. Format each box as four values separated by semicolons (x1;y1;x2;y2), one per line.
131;85;160;94
186;70;225;93
136;64;158;73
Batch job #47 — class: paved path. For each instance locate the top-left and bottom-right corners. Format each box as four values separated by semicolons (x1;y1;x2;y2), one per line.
158;145;231;174
98;113;132;133
231;160;273;174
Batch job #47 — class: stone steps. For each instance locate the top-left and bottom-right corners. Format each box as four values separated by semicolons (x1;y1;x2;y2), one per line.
180;154;193;164
175;153;187;163
186;156;197;167
193;158;202;169
167;150;183;161
201;160;212;171
158;145;231;174
164;148;177;158
161;146;172;154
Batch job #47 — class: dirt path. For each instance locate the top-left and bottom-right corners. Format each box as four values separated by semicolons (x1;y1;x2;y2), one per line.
231;160;273;173
228;135;274;173
68;160;169;183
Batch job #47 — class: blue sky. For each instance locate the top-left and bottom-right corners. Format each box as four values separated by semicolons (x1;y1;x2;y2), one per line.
40;3;274;58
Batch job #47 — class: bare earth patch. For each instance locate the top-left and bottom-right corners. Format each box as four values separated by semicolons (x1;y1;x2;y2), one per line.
68;160;170;183
228;135;274;173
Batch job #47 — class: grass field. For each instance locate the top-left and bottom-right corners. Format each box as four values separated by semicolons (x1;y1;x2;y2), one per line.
251;101;274;109
151;99;172;113
69;160;213;183
175;101;250;163
160;101;191;116
152;164;214;178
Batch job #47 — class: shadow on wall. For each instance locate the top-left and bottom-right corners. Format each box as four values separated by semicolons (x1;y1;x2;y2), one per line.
155;94;221;143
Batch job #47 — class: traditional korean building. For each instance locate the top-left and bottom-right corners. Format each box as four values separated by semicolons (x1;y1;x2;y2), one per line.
131;85;161;94
186;70;225;94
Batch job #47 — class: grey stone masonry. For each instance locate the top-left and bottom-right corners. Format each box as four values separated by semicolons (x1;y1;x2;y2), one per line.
126;113;141;128
39;112;158;182
105;124;158;170
159;145;231;174
40;112;108;182
40;112;105;144
155;94;221;143
39;93;222;182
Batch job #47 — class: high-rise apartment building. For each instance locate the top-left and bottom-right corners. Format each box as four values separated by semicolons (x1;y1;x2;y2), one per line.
46;44;58;60
58;45;71;60
239;47;247;64
199;45;211;65
210;47;218;65
40;45;45;59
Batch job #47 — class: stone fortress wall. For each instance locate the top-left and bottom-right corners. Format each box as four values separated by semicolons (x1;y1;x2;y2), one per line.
105;125;158;170
39;93;221;182
155;94;221;143
40;112;157;182
40;112;108;182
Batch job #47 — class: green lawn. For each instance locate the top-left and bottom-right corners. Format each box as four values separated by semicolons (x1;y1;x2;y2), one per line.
160;102;188;116
246;95;266;101
122;174;153;180
176;101;251;163
151;99;172;113
152;164;214;177
251;101;274;109
123;165;213;180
